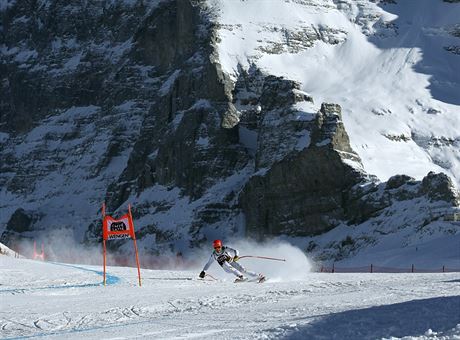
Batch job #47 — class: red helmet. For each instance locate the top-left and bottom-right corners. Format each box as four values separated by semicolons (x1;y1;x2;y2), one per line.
213;239;222;248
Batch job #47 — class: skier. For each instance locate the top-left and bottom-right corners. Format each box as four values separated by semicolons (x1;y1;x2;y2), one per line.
199;239;265;282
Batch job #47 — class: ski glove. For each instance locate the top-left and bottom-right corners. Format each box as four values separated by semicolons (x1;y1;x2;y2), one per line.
217;254;231;266
199;271;206;278
233;255;239;262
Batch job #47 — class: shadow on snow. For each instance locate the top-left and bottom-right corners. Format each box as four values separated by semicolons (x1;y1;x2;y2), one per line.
281;295;460;339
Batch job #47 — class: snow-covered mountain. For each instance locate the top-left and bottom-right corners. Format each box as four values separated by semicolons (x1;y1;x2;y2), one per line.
214;0;460;182
0;0;459;266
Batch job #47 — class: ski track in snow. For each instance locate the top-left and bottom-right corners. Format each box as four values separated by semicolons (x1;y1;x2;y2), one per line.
0;262;119;295
0;257;459;339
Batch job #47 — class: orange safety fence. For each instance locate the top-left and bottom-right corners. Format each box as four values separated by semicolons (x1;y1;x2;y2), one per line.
319;264;460;273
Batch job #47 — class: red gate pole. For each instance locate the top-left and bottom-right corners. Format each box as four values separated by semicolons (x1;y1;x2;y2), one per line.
103;239;107;286
133;238;142;287
129;204;142;287
102;202;107;286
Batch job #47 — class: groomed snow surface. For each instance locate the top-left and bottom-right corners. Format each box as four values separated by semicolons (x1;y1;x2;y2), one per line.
1;254;459;340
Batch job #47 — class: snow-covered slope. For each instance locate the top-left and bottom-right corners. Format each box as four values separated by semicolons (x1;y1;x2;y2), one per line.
1;255;459;339
0;241;20;257
212;0;460;186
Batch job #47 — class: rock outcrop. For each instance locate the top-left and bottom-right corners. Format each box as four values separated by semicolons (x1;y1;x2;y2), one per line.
0;208;41;247
240;102;366;238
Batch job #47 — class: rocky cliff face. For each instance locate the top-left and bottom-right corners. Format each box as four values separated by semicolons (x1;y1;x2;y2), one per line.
240;99;366;238
0;0;252;253
308;171;460;263
1;0;459;262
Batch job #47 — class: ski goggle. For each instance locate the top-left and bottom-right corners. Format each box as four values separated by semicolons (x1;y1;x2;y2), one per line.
214;245;222;250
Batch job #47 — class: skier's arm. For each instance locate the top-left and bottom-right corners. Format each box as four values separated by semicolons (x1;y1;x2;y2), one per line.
202;254;214;271
199;254;214;278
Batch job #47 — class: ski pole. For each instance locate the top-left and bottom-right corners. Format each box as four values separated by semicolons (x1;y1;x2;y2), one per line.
239;255;286;262
205;273;218;280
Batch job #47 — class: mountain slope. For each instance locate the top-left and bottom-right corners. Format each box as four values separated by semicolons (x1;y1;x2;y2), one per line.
0;0;459;264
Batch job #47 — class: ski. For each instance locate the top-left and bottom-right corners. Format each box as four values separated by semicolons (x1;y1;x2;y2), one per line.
234;275;266;283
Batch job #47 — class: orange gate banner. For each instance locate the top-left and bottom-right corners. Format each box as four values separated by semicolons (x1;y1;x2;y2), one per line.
102;213;135;240
102;203;142;286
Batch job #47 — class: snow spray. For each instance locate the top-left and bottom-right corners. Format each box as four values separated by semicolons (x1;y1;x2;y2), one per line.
231;240;312;282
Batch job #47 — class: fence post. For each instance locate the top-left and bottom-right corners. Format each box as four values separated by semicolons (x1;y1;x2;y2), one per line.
332;263;335;273
370;264;373;273
411;264;414;273
442;265;445;273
